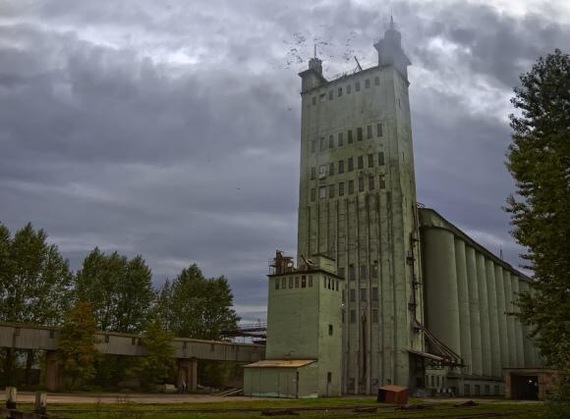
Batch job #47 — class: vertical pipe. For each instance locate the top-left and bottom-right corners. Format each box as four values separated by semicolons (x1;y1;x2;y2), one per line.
475;252;491;376
455;239;471;375
465;246;482;376
485;261;501;377
495;269;509;368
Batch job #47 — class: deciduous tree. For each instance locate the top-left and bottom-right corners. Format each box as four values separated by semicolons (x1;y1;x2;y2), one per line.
137;315;175;388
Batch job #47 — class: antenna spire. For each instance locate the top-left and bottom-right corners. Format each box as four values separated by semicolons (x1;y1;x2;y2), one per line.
390;14;395;30
313;44;317;58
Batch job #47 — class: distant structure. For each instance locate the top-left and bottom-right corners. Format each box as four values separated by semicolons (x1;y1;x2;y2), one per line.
245;18;541;398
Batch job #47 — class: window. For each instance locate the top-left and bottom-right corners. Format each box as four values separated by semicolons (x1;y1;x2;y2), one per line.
367;125;372;139
371;263;378;278
357;127;363;141
328;324;333;335
301;275;306;288
319;164;327;178
355;81;361;91
376;123;383;137
319;93;326;102
348;157;354;171
379;175;386;189
348;130;353;143
378;151;385;166
319;186;326;199
329;135;334;149
327;372;332;383
365;79;370;88
372;308;378;323
310;188;316;201
368;176;375;190
349;288;356;302
329;184;335;198
371;287;378;301
49;330;55;339
311;140;316;153
368;154;374;167
338;267;345;278
484;385;490;395
339;182;345;196
464;384;470;396
275;278;280;290
348;264;355;281
338;132;344;146
348;180;354;194
329;162;335;176
338;87;343;97
328;90;333;100
312;96;317;105
374;76;380;86
357;155;363;169
338;160;344;174
360;264;367;280
282;278;286;288
350;310;356;323
358;177;364;192
295;277;299;288
310;167;316;179
289;277;293;288
360;288;367;301
320;137;325;151
308;275;313;287
347;84;352;94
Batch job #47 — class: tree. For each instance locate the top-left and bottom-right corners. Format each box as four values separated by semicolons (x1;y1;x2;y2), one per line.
137;315;176;388
75;248;155;333
58;301;99;390
506;50;570;373
159;264;239;340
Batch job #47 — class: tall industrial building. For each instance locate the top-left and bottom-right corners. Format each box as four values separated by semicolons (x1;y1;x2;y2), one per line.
297;19;423;394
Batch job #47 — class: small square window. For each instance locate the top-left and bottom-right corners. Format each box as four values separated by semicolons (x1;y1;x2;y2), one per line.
339;182;345;196
357;156;363;169
374;76;380;85
319;186;327;199
369;176;375;190
329;184;335;198
329;162;335;176
348;180;354;194
355;81;360;92
348;130;353;143
338;87;343;97
358;177;364;192
376;123;383;137
368;154;374;167
312;96;317;105
348;157;354;171
365;79;370;88
347;84;352;94
329;135;334;149
357;127;363;141
338;132;344;146
378;152;385;166
310;188;316;201
338;160;344;174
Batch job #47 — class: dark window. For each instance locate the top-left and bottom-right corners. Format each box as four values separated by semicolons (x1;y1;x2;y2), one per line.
348;180;354;194
338;132;344;146
349;289;356;302
348;157;354;171
374;76;380;85
308;275;313;287
319;93;326;102
355;81;360;91
348;130;353;143
338;267;345;278
312;96;317;105
357;156;363;169
281;278;286;288
378;151;385;165
289;277;293;288
367;125;372;139
339;182;345;196
350;310;356;323
347;84;352;94
372;287;378;301
376;123;383;137
319;186;326;199
338;87;343;97
320;137;325;151
301;275;306;288
360;264;367;280
368;154;374;167
329;162;335;176
49;330;55;339
379;175;386;189
310;188;316;201
365;79;370;88
310;167;316;179
369;176;375;190
338;160;344;174
311;140;316;153
328;90;333;100
275;278;279;290
372;309;378;323
484;385;490;395
348;264;355;281
328;324;333;335
329;184;335;198
360;288;367;301
327;372;332;383
329;135;334;148
357;127;363;141
358;177;364;192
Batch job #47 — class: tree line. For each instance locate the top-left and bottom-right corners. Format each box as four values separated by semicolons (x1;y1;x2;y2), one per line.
0;221;240;389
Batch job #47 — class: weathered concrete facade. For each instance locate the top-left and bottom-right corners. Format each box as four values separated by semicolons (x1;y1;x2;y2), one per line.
420;208;542;396
296;22;423;394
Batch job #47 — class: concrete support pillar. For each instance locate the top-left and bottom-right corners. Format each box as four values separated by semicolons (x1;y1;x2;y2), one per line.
512;277;524;367
465;246;482;376
495;268;509;369
454;239;471;375
45;351;61;391
423;229;460;355
504;271;517;367
177;358;198;392
485;261;500;377
475;252;491;376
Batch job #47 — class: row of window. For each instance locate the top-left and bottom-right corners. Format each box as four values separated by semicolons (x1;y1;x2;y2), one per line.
310;175;386;200
311;76;381;106
311;152;385;179
274;275;340;291
346;286;380;303
346;308;379;323
340;264;379;281
311;124;383;153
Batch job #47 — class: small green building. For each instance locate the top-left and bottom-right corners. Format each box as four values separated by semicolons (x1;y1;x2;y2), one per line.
243;253;343;398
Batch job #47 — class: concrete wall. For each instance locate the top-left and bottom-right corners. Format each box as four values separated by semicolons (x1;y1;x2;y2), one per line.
243;364;319;398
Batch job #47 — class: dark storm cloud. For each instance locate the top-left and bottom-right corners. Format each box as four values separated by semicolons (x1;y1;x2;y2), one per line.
1;0;568;321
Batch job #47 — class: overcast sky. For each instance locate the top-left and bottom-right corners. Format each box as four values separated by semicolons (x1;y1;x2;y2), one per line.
1;0;569;323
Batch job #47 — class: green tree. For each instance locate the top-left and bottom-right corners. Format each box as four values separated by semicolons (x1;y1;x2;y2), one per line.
506;50;570;374
75;248;155;333
160;264;239;340
58;301;99;390
137;316;176;388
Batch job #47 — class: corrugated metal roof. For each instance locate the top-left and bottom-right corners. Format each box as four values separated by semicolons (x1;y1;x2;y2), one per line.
244;359;316;368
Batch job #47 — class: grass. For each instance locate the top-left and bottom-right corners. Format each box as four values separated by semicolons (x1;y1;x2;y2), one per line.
15;397;552;419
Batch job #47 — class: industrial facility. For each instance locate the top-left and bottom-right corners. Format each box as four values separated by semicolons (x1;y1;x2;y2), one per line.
244;19;541;398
